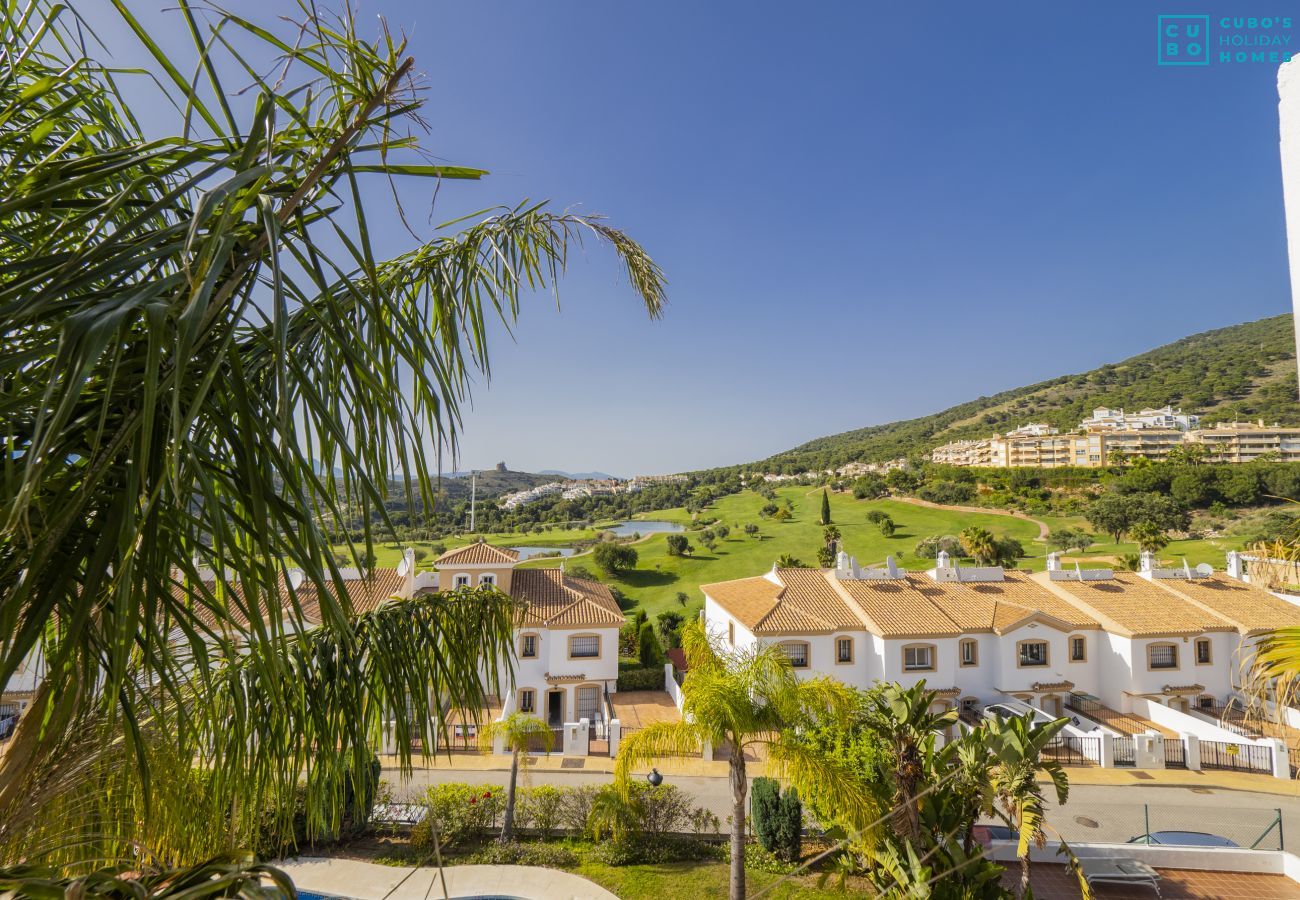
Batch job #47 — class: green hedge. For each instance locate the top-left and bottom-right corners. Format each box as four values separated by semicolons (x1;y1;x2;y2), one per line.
617;667;664;691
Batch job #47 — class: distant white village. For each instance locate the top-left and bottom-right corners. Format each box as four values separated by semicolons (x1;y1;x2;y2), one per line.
499;473;688;509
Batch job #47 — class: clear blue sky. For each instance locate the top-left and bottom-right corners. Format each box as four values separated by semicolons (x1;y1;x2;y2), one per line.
96;3;1296;475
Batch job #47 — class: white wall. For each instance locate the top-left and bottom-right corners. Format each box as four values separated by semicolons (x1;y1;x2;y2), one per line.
991;623;1098;698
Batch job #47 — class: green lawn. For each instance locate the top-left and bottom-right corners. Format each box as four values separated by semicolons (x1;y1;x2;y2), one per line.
576;858;853;899
1034;513;1249;569
523;487;1044;620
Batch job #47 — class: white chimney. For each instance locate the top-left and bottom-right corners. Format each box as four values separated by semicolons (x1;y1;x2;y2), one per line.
1227;550;1245;581
1046;552;1062;572
1138;550;1155;577
936;550;950;569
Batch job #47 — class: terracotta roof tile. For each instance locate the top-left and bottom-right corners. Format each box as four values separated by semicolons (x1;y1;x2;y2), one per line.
702;569;864;634
1038;572;1232;637
1155;575;1300;635
434;542;520;567
834;576;961;638
507;569;623;628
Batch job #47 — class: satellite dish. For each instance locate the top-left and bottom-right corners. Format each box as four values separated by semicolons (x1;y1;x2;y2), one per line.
1196;563;1214;577
288;569;304;591
397;557;410;577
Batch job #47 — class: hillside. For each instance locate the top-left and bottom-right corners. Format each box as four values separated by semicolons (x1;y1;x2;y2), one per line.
754;314;1300;472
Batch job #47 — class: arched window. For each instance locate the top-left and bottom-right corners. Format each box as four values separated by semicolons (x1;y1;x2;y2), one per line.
834;635;854;665
453;573;471;588
479;573;497;587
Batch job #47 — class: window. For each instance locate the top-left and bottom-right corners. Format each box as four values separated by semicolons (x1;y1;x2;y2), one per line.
479;573;496;586
903;644;934;672
780;641;810;669
521;634;538;659
569;635;600;659
836;637;853;664
1070;635;1086;662
577;686;600;721
959;639;978;667
1195;638;1212;665
1018;641;1049;668
518;689;536;713
454;574;470;588
1148;643;1178;670
728;620;735;646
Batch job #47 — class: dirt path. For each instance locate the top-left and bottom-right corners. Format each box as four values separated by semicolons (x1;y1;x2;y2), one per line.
888;495;1051;541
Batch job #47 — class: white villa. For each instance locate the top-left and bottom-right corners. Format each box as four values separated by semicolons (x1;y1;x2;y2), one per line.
701;550;1300;736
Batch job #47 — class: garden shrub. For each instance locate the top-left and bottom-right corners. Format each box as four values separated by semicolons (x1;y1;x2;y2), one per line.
516;785;565;838
253;755;381;857
409;783;502;851
468;841;579;867
750;777;801;861
557;784;599;834
730;841;800;875
593;836;724;866
616;667;664;691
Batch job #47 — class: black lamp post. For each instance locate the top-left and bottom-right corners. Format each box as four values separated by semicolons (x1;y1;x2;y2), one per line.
646;768;663;787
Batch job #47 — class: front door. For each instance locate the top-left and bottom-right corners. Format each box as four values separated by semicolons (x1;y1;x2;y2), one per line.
547;690;563;726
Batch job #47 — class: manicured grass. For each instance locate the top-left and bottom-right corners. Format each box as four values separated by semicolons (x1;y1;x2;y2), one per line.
1035;514;1249;569
576;859;852;899
523;486;1044;620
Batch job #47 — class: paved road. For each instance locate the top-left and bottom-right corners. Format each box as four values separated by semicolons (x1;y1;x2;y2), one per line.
384;766;1300;848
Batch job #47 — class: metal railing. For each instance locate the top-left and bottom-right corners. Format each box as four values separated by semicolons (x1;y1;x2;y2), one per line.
526;727;565;754
1042;735;1100;766
1066;692;1101;715
1163;737;1187;769
1200;739;1273;774
1113;736;1136;768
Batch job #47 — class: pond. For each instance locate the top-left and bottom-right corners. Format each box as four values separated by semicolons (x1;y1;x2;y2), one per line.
602;519;685;538
510;546;577;560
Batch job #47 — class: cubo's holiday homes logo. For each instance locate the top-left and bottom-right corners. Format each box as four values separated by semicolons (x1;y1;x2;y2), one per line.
1158;14;1292;66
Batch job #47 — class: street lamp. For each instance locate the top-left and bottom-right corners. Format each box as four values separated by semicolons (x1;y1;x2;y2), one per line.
646;768;663;787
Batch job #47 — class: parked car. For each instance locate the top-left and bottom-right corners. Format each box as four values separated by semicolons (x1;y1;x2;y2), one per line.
1128;831;1239;847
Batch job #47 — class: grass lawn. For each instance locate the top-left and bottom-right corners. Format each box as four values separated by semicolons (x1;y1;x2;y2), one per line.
1035;513;1249;569
523;486;1044;620
576;858;852;899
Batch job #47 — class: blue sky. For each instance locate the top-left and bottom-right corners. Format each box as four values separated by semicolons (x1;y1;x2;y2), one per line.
93;3;1296;475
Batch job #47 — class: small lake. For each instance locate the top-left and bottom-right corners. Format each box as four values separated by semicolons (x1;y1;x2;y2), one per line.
511;546;577;560
603;519;685;537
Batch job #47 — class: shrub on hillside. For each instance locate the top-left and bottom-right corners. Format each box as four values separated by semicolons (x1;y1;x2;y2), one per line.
913;534;963;559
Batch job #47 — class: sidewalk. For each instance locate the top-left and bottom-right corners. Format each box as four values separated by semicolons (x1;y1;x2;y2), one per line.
377;752;733;778
1047;766;1300;798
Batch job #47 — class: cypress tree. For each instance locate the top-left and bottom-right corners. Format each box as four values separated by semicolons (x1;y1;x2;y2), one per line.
820;489;831;525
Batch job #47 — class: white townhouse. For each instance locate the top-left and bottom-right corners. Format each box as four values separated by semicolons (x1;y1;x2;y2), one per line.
701;550;1300;723
425;542;623;728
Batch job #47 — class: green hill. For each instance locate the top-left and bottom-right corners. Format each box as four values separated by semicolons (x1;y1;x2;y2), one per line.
754;314;1300;472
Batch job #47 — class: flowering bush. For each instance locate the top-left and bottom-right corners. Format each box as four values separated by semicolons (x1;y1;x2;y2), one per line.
409;783;502;851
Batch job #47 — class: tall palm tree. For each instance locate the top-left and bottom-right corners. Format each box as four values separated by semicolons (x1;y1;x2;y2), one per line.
615;622;878;900
0;0;664;885
479;713;553;843
983;714;1069;897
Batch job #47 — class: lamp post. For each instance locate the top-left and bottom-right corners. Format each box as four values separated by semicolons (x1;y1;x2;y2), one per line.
646;768;663;787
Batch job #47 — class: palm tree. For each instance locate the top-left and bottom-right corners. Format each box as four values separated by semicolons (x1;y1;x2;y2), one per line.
480;713;553;842
615;622;877;900
983;714;1069;897
861;682;959;844
0;0;664;886
960;527;999;565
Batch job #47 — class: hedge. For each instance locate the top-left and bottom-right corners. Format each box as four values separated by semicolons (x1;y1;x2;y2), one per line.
617;666;665;691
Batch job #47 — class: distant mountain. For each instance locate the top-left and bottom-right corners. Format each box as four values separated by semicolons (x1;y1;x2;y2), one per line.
748;314;1300;472
538;469;620;480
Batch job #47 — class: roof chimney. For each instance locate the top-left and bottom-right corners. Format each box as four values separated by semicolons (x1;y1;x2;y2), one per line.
1138;550;1155;578
1046;552;1062;572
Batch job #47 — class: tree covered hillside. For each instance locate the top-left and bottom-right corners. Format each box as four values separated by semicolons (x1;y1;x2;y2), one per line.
754;314;1299;473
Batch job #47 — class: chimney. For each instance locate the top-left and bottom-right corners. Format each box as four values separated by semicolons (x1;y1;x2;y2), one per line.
1138;550;1155;577
1226;550;1244;581
936;550;950;569
1046;552;1062;572
836;551;851;578
400;548;417;596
